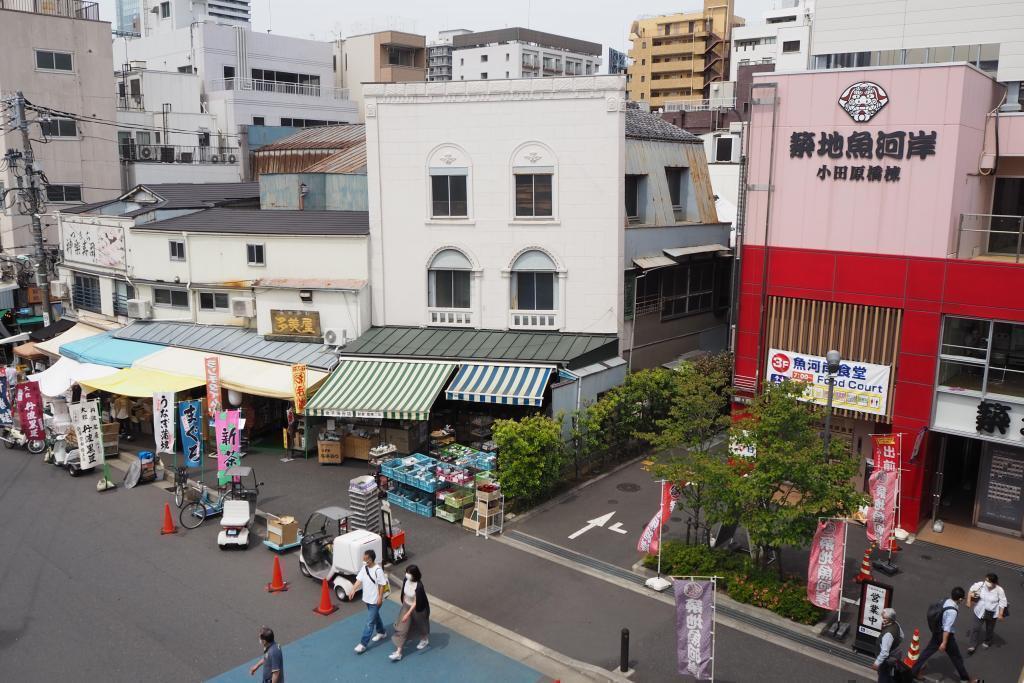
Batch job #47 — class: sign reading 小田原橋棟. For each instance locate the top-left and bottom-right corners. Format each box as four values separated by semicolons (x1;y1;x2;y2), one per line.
788;81;938;185
766;348;891;417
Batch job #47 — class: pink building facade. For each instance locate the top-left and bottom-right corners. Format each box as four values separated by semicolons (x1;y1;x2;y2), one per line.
735;63;1024;540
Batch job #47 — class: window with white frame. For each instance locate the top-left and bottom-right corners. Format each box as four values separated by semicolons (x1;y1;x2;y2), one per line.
246;243;265;266
113;280;135;316
35;49;73;72
168;239;185;261
510;250;557;311
153;287;189;308
936;316;1024;398
73;273;101;312
514;172;553;217
430;171;468;218
199;292;230;311
428;249;472;309
46;185;82;202
39;118;77;138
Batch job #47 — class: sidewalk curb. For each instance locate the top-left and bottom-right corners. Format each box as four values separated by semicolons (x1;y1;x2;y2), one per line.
386;574;631;683
510;454;647;526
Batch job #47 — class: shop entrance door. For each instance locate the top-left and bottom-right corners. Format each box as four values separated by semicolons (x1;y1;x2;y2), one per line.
937;435;982;527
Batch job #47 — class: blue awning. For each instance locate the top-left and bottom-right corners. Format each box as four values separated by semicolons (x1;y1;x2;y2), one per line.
59;332;163;369
444;363;554;407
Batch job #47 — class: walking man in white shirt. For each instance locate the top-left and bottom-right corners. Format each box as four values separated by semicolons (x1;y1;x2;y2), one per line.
348;549;388;654
967;573;1008;655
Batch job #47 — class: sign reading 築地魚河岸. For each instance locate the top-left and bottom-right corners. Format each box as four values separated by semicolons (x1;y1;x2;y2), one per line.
271;310;321;337
766;348;891;417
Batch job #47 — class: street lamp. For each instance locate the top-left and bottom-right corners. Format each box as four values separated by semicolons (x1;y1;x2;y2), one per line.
822;350;841;462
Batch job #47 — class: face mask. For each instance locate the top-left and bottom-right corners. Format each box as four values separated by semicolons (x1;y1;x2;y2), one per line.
985;581;994;589
405;574;413;581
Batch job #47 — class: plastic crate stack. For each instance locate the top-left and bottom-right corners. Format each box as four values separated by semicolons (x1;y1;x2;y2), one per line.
381;454;438;517
348;475;382;534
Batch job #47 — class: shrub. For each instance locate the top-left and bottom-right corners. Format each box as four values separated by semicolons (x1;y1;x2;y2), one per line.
494;414;566;504
644;541;825;626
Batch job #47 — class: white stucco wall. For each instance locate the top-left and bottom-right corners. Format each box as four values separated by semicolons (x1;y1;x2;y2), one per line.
364;76;627;335
451;43;600;81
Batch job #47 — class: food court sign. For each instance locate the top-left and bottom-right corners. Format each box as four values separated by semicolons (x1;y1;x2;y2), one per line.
789;81;937;184
766;348;891;417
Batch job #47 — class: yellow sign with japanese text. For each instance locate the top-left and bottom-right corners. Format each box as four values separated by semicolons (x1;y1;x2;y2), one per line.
270;310;321;338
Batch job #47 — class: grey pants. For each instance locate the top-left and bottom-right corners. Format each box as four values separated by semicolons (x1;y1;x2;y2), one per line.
968;610;997;648
392;602;430;651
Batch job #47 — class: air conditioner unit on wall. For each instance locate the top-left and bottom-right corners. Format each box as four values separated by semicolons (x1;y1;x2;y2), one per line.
127;299;152;319
231;297;255;318
322;328;347;347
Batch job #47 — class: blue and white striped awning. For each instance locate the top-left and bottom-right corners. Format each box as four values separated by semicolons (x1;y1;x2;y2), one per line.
444;363;554;407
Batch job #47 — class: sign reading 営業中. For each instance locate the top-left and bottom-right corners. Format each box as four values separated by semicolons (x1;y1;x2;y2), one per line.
766;348;891;417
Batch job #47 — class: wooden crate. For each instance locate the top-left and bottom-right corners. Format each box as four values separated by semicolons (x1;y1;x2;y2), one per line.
317;440;344;465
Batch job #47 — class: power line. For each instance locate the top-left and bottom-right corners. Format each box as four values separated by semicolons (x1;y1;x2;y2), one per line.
26;102;243;140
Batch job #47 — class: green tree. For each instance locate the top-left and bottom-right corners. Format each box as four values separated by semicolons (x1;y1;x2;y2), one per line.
640;355;734;544
725;380;868;578
494;414;567;503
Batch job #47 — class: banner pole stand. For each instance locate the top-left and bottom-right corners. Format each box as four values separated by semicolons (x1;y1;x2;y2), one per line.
646;480;672;592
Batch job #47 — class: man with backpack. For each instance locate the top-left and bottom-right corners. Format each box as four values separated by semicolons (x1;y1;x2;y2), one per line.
912;587;982;683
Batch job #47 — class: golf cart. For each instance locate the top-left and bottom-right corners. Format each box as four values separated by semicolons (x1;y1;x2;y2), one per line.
216;465;262;549
298;506;382;602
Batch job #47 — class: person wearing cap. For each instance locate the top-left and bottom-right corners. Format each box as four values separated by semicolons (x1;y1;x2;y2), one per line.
873;607;904;683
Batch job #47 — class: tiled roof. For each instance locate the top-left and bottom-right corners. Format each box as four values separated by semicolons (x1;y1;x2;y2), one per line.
257;125;365;152
135;207;369;235
625;109;702;143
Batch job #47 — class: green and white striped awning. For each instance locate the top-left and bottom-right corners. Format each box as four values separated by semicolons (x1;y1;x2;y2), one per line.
304;359;456;420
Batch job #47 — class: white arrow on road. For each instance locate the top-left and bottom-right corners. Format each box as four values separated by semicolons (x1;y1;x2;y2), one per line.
607;522;627;534
568;511;616;540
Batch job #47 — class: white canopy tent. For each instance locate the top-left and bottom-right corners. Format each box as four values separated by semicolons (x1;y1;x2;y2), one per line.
28;356;119;398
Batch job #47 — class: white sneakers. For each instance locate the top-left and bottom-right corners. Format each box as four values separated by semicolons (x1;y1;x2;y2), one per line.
388;651;403;661
353;644;366;654
416;640;429;650
371;633;386;643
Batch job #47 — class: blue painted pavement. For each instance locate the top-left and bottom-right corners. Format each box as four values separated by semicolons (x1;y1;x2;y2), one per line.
208;601;544;682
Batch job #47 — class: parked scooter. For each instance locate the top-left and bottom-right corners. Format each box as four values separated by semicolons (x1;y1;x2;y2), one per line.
44;433;68;465
0;424;47;454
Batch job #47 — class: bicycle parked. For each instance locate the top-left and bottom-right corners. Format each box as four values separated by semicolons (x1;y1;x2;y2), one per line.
173;466;190;508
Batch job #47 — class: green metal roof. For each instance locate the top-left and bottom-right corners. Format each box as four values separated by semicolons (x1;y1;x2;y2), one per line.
340;326;619;369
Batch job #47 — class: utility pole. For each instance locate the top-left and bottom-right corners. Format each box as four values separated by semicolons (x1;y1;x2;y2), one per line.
11;91;53;326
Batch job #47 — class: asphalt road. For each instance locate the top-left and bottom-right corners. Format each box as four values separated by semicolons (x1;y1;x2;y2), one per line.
0;446;870;682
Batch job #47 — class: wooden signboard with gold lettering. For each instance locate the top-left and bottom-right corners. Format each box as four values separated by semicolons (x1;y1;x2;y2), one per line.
268;310;321;341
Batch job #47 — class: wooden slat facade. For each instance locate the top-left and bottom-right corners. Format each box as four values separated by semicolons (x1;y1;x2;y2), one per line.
764;296;903;423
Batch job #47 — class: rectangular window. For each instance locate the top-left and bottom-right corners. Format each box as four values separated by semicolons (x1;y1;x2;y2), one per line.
429;270;471;309
46;185;82;202
168;240;185;261
387;47;415;67
160;2;170;18
153;287;189;308
715;137;733;162
73;273;101;312
113;280;135;316
514;173;553;217
480;72;488;79
39;118;77;138
481;54;489;63
199;292;230;311
223;65;236;79
246;243;265;266
514;272;555;310
35;50;73;72
625;175;643;222
661;261;715;319
252;116;265;126
431;174;468;217
782;40;801;54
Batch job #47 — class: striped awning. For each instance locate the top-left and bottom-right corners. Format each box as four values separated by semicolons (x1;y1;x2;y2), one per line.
305;359;456;420
444;363;554;407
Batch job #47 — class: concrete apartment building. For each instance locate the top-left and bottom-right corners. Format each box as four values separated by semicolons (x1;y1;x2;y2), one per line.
427;29;473;82
729;0;812;81
0;1;120;255
450;28;602;81
335;32;427;116
627;0;743;108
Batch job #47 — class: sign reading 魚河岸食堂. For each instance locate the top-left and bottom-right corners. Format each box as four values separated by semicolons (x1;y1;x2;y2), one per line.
807;519;846;611
766;348;891;417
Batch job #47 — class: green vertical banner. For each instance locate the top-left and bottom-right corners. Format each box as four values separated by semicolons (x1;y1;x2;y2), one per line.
215;410;241;485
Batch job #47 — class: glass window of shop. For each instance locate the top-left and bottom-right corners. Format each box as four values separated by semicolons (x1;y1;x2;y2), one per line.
937;316;1024;398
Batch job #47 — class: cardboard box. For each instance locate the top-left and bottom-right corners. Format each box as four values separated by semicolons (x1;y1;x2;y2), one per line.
476;486;502;503
317;440;343;465
462;508;483;531
475;498;500;517
267;516;298;546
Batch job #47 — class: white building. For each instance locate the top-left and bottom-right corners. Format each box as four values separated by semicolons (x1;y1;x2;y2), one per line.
427;29;473;82
730;0;813;81
809;0;1023;108
118;0;358;136
0;2;120;255
451;28;602;81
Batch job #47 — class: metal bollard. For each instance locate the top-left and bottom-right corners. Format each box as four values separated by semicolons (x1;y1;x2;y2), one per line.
620;628;629;672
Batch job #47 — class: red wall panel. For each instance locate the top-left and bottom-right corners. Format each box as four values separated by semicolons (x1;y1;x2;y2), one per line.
833;254;908;299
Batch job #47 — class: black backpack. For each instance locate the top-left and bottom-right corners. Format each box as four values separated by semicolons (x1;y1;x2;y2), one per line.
926;600;957;633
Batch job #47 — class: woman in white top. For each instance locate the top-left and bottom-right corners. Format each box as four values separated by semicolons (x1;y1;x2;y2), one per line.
966;572;1008;654
389;564;430;662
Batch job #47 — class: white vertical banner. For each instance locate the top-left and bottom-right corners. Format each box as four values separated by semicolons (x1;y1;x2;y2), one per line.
153;391;176;456
70;399;103;471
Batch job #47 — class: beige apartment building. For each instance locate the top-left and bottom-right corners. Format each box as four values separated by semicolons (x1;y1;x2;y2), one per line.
627;0;743;108
334;31;426;119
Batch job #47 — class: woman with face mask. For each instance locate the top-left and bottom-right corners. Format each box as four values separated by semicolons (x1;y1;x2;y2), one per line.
966;572;1008;655
389;564;430;661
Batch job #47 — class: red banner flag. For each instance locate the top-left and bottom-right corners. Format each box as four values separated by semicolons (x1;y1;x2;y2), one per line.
638;482;681;554
807;519;846;610
204;356;221;416
866;469;899;550
871;434;899;473
15;381;44;440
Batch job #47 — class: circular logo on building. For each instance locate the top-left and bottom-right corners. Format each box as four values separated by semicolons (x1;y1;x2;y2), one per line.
770;353;791;373
838;81;889;122
682;581;704;599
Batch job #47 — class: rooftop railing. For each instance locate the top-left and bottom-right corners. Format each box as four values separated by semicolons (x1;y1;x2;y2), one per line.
208;77;350;100
956;213;1024;263
0;0;99;20
664;97;736;112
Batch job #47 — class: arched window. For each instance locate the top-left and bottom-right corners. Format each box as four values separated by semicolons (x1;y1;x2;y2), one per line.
510;250;556;311
511;143;556;219
428;249;472;310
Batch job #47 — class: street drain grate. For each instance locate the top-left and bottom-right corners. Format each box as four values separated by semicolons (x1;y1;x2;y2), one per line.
616;483;641;493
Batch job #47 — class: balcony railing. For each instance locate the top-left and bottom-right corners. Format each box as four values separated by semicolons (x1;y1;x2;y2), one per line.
119;144;240;165
509;309;559;330
956;213;1024;262
208;77;349;100
428;308;473;327
116;93;145;111
0;0;99;20
663;97;736;112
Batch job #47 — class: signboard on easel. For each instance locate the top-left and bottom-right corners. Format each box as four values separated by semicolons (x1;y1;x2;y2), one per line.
852;579;894;655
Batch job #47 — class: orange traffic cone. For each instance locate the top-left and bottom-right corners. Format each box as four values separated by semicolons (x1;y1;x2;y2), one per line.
854;547;873;583
313;578;337;616
266;556;289;593
160;502;177;535
902;628;921;668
